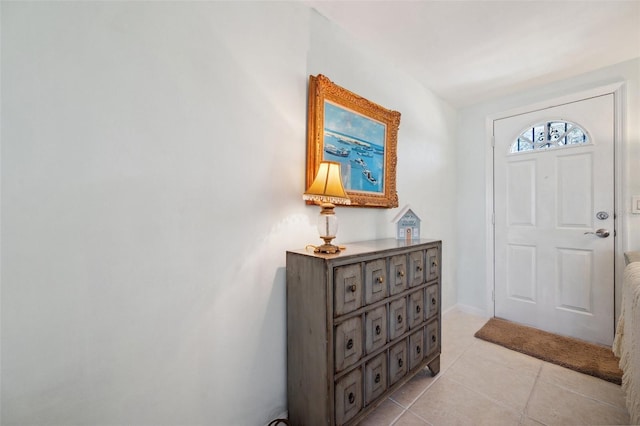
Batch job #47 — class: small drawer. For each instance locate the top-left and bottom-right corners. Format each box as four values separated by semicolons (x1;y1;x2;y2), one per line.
334;264;362;316
389;255;407;295
365;306;387;354
425;320;439;356
408;250;424;287
364;353;387;405
407;289;424;329
409;329;424;370
365;258;387;305
389;297;407;341
425;284;439;319
389;340;408;385
335;368;363;425
335;317;363;373
426;247;439;281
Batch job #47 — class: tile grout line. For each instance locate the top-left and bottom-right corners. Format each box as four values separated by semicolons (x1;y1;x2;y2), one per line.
477;339;630;417
392;339;472;409
390;408;434;426
364;312;629;425
389;316;492;425
386;399;407;426
522;362;630;425
438;341;536;420
521;361;545;425
392;338;482;424
382;314;486;425
444;373;523;419
534;364;631;414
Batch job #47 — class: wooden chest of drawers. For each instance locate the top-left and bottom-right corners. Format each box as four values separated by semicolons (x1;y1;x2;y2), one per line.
286;239;442;425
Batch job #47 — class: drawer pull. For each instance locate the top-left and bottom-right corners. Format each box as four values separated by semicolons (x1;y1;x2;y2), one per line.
349;284;357;293
375;325;381;335
397;315;403;324
417;266;423;272
398;358;403;368
416;345;421;354
348;392;355;404
432;335;437;343
374;373;380;384
346;339;353;350
432;260;438;267
376;276;384;284
397;270;405;277
416;305;421;314
431;297;437;305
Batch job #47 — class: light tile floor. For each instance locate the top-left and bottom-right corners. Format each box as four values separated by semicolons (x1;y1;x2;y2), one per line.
360;309;631;426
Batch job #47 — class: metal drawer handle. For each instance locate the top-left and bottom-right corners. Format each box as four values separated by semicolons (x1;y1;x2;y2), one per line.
432;260;438;267
416;345;421;354
375;325;381;335
397;315;403;324
432;335;436;343
416;265;423;272
374;373;380;384
348;392;355;404
349;284;357;293
416;305;421;314
398;358;403;368
431;297;436;305
397;270;405;277
376;276;384;284
346;339;353;350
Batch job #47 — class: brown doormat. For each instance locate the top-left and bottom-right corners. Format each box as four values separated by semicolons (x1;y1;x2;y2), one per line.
474;317;622;385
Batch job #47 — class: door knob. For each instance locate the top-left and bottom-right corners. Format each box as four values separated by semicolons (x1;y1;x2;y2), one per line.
584;229;610;238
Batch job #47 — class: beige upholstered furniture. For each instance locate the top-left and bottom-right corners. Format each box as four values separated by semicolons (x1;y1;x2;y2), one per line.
613;251;640;424
286;239;442;425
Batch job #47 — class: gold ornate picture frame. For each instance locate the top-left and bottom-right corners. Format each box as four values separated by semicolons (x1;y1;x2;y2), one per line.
306;74;401;208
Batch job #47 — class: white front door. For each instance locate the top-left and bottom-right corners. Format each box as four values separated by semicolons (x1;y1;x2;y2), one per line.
494;94;615;346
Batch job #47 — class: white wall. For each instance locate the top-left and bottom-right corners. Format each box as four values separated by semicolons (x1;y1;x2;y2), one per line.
1;2;458;424
456;58;640;314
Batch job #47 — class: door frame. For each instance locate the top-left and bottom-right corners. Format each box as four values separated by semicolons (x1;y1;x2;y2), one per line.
485;82;626;322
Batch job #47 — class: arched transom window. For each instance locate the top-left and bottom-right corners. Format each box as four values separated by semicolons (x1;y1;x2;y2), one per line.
510;121;589;153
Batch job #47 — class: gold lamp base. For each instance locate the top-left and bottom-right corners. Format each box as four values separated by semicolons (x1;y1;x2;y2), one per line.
314;239;341;254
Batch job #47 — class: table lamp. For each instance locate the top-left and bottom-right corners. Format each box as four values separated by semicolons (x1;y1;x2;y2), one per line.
303;161;351;254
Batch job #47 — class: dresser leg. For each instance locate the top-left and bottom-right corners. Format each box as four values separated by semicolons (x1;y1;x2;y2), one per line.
427;355;440;376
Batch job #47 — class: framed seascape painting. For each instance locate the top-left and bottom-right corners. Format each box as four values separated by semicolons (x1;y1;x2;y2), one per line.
306;74;401;208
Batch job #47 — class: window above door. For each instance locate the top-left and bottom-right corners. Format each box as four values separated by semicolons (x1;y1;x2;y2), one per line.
510;120;590;153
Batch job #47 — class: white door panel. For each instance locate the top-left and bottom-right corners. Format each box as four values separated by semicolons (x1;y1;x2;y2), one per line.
494;94;614;345
506;160;536;226
506;244;536;302
557;153;593;227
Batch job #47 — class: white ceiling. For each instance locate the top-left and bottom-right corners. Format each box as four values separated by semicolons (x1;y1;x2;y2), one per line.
307;0;640;107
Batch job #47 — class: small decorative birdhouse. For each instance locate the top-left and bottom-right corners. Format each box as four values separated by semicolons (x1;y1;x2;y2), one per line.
392;205;421;242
